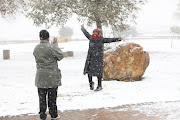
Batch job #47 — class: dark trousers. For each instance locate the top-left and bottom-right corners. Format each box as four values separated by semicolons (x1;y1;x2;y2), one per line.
38;87;58;119
88;74;102;87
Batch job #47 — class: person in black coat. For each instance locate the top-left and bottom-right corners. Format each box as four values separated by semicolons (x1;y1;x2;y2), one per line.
81;24;123;91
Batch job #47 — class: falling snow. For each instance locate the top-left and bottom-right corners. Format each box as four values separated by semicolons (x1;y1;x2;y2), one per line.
0;39;180;119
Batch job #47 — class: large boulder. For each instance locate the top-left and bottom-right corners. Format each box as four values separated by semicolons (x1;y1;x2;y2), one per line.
103;43;150;81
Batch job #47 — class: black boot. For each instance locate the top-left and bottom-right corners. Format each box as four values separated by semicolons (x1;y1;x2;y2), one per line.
94;77;103;91
88;75;94;90
90;82;94;90
94;86;103;91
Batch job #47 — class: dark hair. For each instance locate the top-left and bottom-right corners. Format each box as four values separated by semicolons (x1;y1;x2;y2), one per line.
39;30;49;40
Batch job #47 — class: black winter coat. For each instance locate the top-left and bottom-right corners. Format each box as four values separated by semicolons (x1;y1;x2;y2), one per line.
81;27;121;77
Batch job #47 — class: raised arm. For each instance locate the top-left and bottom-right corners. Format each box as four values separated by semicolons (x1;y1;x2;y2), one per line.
81;24;91;39
103;38;122;43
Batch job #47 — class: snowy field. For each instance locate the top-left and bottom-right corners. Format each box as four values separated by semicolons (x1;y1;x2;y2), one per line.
0;39;180;117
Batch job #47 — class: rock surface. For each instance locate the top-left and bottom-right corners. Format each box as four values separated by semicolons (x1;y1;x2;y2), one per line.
103;43;150;81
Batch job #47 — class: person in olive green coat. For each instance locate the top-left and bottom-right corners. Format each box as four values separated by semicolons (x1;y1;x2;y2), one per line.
33;30;64;120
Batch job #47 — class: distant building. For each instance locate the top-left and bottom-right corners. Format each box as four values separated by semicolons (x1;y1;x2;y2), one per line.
51;36;71;43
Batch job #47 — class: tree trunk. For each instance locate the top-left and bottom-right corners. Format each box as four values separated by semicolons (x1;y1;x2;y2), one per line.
96;20;103;36
93;0;103;36
171;34;174;48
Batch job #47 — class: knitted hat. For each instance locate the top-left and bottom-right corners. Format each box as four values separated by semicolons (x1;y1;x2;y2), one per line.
39;30;49;40
93;29;101;35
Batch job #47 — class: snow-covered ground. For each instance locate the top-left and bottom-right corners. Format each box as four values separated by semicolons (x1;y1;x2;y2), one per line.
0;39;180;117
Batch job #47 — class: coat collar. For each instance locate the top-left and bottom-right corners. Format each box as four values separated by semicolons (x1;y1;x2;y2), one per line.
40;40;49;43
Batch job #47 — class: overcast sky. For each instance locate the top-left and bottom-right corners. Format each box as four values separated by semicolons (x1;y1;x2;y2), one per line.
136;0;179;35
0;0;179;40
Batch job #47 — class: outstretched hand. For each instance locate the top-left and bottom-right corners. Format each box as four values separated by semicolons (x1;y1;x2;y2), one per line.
120;37;125;41
81;24;84;28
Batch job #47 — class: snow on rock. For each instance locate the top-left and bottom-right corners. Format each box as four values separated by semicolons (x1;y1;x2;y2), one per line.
103;43;150;81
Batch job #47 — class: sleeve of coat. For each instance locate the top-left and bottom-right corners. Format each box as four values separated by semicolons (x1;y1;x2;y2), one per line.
103;38;121;43
51;45;64;61
81;27;91;39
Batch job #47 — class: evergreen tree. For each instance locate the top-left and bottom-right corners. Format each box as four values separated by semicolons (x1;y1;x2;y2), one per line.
27;0;146;34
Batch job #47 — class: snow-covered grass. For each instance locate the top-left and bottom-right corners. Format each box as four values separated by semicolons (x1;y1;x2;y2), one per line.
0;39;180;117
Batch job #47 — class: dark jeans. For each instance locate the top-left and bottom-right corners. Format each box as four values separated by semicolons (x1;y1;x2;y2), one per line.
88;74;102;87
38;87;58;119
